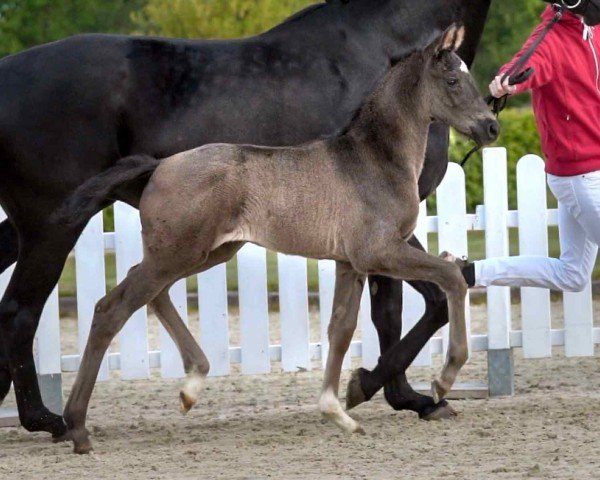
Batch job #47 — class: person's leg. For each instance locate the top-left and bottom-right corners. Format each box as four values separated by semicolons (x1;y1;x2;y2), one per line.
472;174;598;292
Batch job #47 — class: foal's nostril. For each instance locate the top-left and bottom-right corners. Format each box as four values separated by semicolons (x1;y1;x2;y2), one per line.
486;120;500;140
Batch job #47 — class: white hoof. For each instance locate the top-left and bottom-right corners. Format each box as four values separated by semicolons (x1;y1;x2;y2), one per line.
180;373;204;414
319;389;364;435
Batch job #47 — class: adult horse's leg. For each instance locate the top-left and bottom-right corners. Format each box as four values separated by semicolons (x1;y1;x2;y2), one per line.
0;220;18;405
366;235;454;419
0;224;83;437
319;261;366;434
0;219;18;275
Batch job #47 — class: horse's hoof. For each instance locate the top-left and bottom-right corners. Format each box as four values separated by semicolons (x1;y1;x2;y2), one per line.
52;430;73;443
179;374;204;414
354;425;367;435
179;390;195;414
74;443;94;455
346;369;367;411
419;401;457;421
431;379;451;404
69;428;93;454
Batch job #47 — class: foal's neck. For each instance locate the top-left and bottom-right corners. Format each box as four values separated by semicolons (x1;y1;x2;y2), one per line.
345;56;431;176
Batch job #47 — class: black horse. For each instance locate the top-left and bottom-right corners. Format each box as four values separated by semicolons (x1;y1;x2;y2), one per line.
0;0;493;438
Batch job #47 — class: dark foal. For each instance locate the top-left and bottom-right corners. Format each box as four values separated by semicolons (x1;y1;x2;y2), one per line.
0;0;493;436
58;26;498;453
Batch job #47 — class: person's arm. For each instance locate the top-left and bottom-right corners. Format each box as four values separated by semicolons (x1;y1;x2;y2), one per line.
490;23;556;98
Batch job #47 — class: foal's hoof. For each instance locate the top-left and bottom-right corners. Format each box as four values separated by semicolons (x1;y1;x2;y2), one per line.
179;374;204;414
68;428;93;455
179;390;195;414
419;401;457;421
346;369;367;411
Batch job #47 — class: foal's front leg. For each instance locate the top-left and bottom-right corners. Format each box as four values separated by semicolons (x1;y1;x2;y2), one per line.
348;242;468;406
318;261;366;434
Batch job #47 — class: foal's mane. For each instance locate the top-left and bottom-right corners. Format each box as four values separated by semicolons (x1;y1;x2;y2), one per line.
329;49;424;138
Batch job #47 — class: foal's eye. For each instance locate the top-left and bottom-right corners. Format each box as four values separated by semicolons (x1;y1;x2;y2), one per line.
447;78;459;87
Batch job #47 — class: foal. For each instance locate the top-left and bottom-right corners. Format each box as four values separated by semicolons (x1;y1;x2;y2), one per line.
62;26;498;453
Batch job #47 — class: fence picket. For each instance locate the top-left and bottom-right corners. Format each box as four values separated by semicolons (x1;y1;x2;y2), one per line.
114;202;149;379
564;284;594;357
34;286;61;377
198;264;230;377
517;156;552;358
278;254;311;372
75;213;109;380
237;244;270;374
403;201;431;366
436;163;471;356
483;148;512;350
359;282;378;369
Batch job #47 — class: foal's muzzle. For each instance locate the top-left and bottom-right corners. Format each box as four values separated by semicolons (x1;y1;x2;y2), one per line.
472;118;500;145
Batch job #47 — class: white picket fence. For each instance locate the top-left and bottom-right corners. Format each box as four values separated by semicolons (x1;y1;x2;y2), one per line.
0;147;598;388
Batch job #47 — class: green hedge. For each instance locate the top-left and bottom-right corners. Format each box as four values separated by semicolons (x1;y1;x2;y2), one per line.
445;106;543;212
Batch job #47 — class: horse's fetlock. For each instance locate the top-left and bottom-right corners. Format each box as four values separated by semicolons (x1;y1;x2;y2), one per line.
319;393;340;416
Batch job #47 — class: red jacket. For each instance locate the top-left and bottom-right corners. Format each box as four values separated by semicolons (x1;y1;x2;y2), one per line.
501;6;600;176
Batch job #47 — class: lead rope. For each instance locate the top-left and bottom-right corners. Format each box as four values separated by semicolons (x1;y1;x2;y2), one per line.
460;5;565;167
584;24;600;95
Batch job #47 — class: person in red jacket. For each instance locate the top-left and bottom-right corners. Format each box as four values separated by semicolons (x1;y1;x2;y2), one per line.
461;3;600;292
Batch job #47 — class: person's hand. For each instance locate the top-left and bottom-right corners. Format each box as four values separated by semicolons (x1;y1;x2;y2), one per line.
489;75;517;98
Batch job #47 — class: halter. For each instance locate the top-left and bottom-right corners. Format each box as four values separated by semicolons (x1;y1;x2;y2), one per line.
561;0;583;8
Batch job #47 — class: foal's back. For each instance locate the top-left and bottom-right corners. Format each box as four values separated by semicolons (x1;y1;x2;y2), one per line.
139;139;385;263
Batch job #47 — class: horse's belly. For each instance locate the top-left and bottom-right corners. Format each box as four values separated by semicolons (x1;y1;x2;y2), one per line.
247;218;345;262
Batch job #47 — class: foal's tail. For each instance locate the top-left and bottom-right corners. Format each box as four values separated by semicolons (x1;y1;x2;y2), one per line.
52;154;161;226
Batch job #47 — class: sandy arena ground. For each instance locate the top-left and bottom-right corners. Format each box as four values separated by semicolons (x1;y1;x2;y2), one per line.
0;302;599;480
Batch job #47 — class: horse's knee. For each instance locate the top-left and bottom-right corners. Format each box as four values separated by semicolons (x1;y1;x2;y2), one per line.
441;265;468;299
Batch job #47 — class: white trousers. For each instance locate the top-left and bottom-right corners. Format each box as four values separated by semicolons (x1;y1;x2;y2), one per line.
475;171;600;292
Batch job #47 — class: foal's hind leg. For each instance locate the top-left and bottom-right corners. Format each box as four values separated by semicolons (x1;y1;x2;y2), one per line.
151;242;243;414
150;288;210;413
63;262;172;454
319;262;365;434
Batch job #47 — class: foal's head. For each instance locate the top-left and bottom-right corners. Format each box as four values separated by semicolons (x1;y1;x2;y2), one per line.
419;26;499;146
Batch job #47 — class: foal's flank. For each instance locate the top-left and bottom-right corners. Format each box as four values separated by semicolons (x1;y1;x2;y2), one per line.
62;24;498;452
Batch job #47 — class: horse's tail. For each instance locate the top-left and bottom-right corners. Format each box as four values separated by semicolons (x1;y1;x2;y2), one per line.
52;154;161;226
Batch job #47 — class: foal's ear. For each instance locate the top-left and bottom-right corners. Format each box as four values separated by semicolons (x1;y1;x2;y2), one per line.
430;24;465;57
